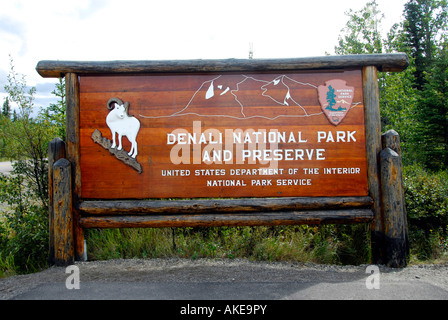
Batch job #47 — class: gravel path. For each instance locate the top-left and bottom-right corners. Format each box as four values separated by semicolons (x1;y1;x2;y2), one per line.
1;258;447;300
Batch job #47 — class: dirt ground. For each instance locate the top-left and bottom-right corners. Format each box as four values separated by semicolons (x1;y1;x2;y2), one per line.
1;258;447;300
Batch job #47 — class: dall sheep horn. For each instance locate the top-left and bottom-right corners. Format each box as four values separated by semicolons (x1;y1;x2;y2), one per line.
107;97;124;110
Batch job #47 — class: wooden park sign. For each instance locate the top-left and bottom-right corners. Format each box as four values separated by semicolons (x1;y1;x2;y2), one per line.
37;53;409;267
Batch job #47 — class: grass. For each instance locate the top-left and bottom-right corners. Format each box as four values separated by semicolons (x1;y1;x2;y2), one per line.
85;223;448;266
1;222;446;278
85;224;372;265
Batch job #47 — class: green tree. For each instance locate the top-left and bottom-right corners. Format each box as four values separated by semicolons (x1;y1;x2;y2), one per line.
326;86;337;110
0;57;66;274
400;0;448;169
335;0;384;54
0;99;8;159
1;97;11;118
41;77;66;141
332;0;448;262
403;0;448;90
413;45;448;169
0;57;58;209
379;65;420;166
334;1;420;164
335;0;448;169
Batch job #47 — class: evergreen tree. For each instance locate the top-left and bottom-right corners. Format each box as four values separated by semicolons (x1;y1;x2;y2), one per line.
400;0;448;169
326;86;337;110
414;44;448;169
2;97;11;118
403;0;448;90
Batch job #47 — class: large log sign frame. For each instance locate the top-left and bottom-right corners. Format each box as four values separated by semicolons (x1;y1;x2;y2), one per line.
37;54;409;267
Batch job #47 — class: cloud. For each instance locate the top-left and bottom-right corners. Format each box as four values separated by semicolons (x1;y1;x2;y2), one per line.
75;0;109;20
0;15;25;36
0;69;9;93
0;15;27;57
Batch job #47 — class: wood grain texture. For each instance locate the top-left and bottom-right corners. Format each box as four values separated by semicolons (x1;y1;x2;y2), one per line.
36;54;409;78
52;158;74;266
65;73;85;261
78;70;368;199
362;66;383;263
380;148;408;267
77;196;373;215
380;131;409;267
382;129;402;155
79;209;374;229
48;138;66;265
91;129;143;173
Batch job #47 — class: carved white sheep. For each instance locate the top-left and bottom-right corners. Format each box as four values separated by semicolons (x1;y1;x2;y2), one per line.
106;98;140;158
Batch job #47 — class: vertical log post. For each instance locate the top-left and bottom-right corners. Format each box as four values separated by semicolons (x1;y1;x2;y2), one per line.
48;138;66;265
65;73;85;261
382;129;402;156
380;130;409;268
363;66;384;264
53;158;74;266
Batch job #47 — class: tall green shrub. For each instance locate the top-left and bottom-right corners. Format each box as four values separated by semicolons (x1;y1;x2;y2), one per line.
0;57;64;275
0;170;49;274
404;165;448;229
403;164;448;259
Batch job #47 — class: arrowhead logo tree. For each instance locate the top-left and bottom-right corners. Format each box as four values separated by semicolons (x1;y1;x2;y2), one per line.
318;79;354;126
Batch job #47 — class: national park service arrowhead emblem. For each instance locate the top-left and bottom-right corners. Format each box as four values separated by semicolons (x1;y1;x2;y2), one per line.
317;79;354;126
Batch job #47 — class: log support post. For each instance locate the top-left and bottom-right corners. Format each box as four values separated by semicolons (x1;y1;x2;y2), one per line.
380;130;409;267
66;72;86;261
48;138;66;265
363;66;384;264
52;158;74;266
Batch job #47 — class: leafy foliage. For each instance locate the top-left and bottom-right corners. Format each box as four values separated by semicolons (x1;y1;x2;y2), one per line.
403;164;448;259
335;1;385;55
404;165;448;228
334;0;448;262
41;77;66;141
400;0;448;169
0;170;49;274
402;0;448;90
0;58;63;275
0;57;58;209
86;225;368;265
414;46;448;169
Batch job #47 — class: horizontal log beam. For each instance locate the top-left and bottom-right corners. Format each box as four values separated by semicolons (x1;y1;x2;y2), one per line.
36;54;408;78
77;196;373;216
79;209;374;229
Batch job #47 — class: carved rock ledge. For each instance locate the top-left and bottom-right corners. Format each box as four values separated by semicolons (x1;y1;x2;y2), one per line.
91;129;143;174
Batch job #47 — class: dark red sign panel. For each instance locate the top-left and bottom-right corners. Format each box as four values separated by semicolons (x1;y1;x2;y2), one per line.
79;70;367;199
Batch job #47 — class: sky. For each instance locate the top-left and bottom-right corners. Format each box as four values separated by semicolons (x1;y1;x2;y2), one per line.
0;0;408;110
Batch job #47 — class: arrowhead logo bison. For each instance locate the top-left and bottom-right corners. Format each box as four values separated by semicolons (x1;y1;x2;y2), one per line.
317;79;354;126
